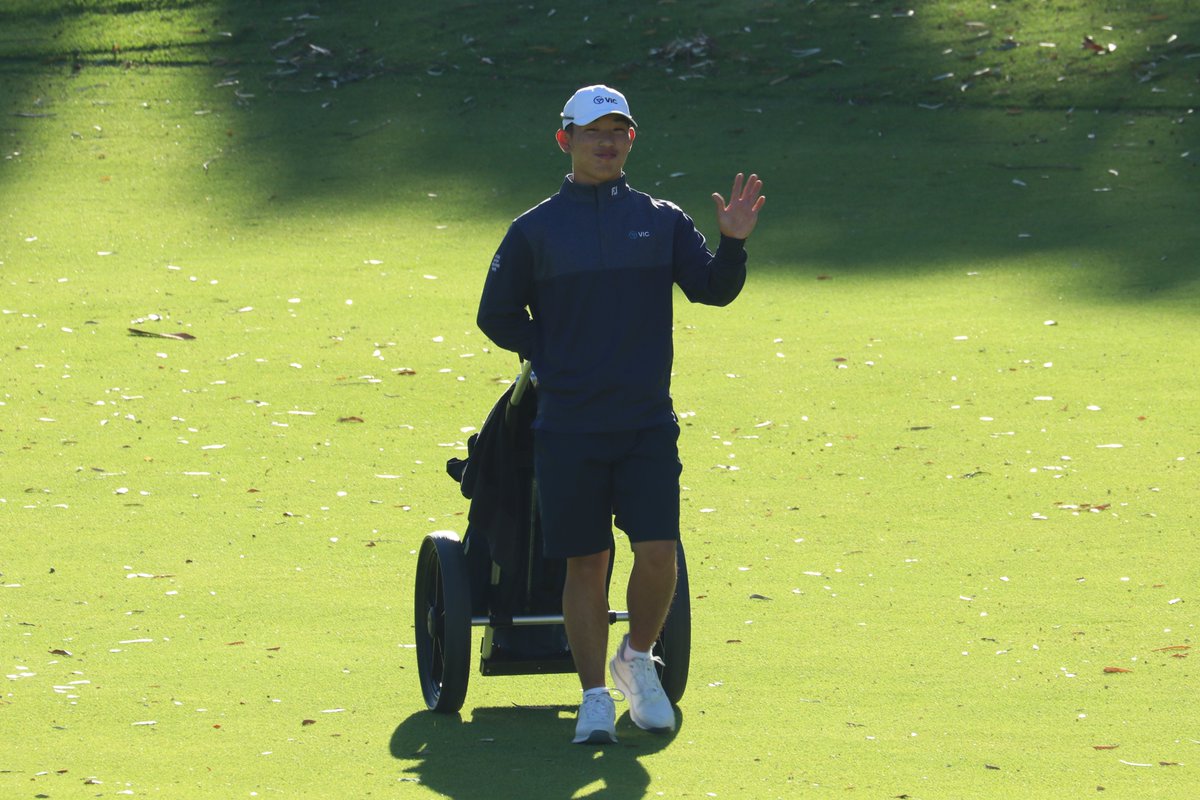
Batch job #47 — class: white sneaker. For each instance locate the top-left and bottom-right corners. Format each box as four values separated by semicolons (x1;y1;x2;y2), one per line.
609;634;676;733
572;691;617;744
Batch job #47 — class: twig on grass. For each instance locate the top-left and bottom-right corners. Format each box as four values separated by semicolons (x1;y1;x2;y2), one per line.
128;328;196;340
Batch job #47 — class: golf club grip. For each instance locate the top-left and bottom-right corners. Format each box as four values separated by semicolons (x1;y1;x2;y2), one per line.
509;360;533;409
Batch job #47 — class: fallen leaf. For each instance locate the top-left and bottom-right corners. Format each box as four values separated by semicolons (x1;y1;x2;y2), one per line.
338;416;365;423
1093;744;1120;750
302;719;317;726
49;649;73;656
1082;36;1108;54
1152;645;1190;652
1103;666;1132;673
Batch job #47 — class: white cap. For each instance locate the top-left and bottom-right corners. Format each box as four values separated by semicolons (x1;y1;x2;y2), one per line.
560;84;636;130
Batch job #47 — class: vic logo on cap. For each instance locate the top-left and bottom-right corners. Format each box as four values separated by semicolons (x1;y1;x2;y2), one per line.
593;96;619;105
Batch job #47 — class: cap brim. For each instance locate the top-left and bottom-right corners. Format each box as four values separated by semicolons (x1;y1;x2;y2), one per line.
562;111;637;129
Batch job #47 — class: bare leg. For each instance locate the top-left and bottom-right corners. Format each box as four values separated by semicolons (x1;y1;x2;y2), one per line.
562;549;612;689
626;540;677;653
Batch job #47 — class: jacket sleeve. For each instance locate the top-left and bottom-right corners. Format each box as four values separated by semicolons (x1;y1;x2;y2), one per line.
671;211;747;307
477;224;537;358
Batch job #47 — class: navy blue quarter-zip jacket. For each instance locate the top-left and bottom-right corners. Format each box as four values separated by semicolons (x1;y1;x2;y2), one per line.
477;174;747;433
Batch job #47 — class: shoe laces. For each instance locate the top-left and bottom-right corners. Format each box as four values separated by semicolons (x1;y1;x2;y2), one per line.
625;652;666;697
580;691;613;719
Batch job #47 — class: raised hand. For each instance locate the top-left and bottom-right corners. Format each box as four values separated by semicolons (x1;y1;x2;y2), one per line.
711;173;765;240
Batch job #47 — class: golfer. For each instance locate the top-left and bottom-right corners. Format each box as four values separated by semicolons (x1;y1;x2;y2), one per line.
477;84;764;744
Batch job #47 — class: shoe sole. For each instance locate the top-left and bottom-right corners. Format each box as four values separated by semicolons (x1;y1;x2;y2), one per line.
573;729;617;745
627;715;674;734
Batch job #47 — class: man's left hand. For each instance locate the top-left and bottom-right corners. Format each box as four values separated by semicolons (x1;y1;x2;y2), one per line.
712;173;765;240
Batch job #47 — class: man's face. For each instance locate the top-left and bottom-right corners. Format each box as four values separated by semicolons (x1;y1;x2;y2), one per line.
558;113;635;186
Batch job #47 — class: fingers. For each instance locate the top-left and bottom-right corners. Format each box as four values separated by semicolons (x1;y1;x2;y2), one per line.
726;173;763;204
743;174;764;213
740;173;763;202
716;174;764;207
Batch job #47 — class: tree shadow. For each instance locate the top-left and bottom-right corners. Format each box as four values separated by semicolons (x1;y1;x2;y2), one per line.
206;0;1198;303
1;1;1196;304
389;705;682;799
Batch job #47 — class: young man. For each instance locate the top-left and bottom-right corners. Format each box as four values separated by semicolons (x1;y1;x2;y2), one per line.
476;85;764;744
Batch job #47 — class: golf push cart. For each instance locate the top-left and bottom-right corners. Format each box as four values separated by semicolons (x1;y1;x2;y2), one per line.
414;361;691;712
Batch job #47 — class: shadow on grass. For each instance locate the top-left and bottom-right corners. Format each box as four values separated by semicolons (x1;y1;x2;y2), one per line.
1;1;1197;302
211;1;1200;302
389;705;681;799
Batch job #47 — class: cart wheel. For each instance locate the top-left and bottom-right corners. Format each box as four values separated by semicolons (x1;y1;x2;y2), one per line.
414;531;472;713
654;541;691;704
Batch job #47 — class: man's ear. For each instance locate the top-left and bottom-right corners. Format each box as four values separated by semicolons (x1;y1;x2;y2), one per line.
628;127;636;144
555;129;571;153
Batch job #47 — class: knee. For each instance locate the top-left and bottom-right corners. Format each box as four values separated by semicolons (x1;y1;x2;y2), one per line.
633;540;677;573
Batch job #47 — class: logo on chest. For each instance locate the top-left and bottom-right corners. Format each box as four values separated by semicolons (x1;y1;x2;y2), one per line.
628;230;652;240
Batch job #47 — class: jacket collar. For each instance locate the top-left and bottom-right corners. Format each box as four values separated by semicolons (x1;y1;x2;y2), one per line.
560;173;631;205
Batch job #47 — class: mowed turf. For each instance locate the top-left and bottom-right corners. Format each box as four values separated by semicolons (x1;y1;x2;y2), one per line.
2;2;1198;798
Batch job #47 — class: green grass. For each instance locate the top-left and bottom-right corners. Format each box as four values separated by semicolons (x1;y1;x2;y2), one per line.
2;1;1199;798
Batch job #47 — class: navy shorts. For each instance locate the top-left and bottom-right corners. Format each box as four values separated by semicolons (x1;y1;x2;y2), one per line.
533;423;682;559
